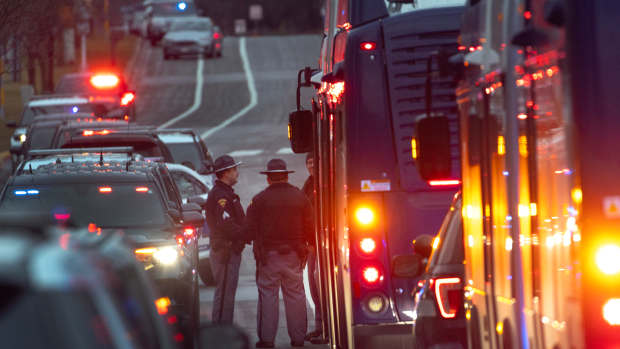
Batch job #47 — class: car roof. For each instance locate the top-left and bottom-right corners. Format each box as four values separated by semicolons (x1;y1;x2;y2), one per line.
28;96;90;107
9;160;160;186
20;152;141;173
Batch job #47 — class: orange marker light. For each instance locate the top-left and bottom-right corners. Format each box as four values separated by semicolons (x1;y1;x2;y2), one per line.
90;74;120;89
355;207;375;226
135;187;149;193
155;297;171;315
98;186;112;193
603;299;620;326
360;238;376;254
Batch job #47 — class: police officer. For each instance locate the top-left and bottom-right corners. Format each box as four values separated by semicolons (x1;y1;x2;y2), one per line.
246;159;313;348
301;153;325;343
205;155;245;323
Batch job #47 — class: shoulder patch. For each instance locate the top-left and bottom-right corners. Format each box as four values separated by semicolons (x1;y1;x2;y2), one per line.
218;198;227;207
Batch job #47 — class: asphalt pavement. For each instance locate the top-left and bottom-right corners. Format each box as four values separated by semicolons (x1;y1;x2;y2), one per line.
129;34;325;348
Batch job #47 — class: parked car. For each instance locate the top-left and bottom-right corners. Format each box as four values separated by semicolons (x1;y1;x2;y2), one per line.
411;194;465;349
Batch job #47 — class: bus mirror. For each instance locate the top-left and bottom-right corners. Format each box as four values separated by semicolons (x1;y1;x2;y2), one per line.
392;254;425;278
414;115;452;181
288;110;313;153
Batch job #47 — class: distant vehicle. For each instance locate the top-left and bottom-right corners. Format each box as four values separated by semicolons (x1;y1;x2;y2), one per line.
145;0;199;46
0;155;204;347
55;72;137;120
163;17;217;59
6;96;129;165
213;25;223;57
167;162;215;286
129;3;147;35
155;129;215;178
0;222;177;349
411;194;465;349
52;123;174;163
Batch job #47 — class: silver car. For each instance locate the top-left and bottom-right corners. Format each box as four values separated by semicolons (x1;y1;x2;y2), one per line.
162;17;216;60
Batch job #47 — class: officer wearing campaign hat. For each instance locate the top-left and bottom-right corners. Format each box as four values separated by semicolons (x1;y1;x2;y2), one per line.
245;158;313;348
205;155;245;323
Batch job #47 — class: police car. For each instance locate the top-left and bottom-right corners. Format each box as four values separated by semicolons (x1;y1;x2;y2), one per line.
0;152;204;345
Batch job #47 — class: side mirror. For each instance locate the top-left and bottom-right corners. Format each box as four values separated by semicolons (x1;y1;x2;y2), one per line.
183;210;205;226
413;115;452;181
4;121;17;128
168;208;181;221
199;323;249;349
288;110;313;153
182;202;202;212
188;195;207;206
391;254;425;278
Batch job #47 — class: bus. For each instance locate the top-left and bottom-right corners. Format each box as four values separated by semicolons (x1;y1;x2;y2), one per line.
412;0;620;348
289;1;465;347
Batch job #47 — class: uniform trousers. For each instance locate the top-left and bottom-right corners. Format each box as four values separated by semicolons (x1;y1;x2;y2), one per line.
257;250;307;343
210;248;242;323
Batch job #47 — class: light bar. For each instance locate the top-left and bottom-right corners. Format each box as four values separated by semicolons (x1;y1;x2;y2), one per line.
28;147;134;157
14;189;39;196
90;74;120;89
98;187;112;193
429;179;461;187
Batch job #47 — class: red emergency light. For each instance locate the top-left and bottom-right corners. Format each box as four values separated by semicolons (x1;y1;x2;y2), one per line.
90;74;120;89
360;42;377;51
120;92;136;106
428;179;461;187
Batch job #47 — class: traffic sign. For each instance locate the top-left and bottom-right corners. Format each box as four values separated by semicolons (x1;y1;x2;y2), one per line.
249;4;263;21
234;19;247;35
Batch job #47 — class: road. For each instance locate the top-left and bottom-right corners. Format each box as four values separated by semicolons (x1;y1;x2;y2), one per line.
128;35;325;348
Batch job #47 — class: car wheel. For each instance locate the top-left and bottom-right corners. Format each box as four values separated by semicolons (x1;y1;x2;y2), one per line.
199;258;215;286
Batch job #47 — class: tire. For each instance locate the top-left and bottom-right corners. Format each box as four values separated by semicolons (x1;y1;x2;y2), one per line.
199;258;215;286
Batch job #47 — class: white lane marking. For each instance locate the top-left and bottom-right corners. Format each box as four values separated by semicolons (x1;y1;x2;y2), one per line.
276;147;294;155
201;37;257;139
157;58;205;129
303;266;316;313
227;149;264;157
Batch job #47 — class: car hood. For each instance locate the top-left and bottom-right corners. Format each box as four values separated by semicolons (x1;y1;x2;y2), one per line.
164;31;212;43
104;227;175;246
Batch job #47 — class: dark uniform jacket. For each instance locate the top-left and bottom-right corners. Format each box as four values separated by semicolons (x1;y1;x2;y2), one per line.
245;182;313;257
302;175;314;206
205;180;246;254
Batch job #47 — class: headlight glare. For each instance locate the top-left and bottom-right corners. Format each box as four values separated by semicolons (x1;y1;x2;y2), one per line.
153;246;179;265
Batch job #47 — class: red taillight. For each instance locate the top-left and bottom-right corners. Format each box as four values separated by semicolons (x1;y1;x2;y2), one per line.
120;92;135;106
360;41;376;51
183;227;195;239
428;179;461;187
213;32;221;39
135;186;149;193
54;213;71;221
175;234;185;246
90;74;120;89
360;238;376;254
362;266;381;284
98;186;112;193
434;277;462;319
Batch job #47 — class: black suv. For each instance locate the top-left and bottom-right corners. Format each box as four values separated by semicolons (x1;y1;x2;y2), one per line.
0;155;204;347
411;194;465;349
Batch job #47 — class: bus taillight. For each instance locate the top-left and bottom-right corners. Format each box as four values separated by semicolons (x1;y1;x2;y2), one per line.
362;266;382;285
603;298;620;326
595;244;620;275
434;277;462;319
360;238;376;254
355;207;375;226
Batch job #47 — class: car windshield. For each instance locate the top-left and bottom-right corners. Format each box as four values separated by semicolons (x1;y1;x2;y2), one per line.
0;183;168;228
170;20;211;31
27;127;58;150
152;2;197;16
21;105;100;126
162;141;203;171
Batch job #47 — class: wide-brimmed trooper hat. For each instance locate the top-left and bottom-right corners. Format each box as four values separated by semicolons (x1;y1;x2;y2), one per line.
260;158;295;174
214;155;242;173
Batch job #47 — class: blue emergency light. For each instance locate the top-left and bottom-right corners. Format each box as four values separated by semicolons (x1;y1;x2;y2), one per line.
72;106;79;113
14;189;39;196
177;2;187;11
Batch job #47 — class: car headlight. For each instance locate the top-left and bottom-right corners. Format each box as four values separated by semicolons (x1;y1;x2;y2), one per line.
153;246;179;265
19;134;27;143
